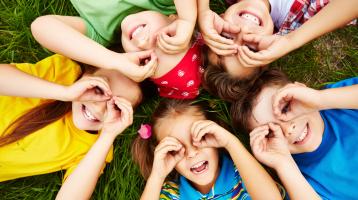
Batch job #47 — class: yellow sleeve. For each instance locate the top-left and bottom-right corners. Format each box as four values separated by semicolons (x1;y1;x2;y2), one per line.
63;145;114;181
13;54;82;86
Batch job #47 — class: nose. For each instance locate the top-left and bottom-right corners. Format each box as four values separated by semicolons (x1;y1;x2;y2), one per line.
186;145;199;159
279;121;296;138
132;32;151;50
89;101;107;120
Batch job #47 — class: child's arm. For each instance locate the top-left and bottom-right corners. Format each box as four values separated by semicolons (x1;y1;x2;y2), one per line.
198;0;240;55
0;64;111;101
157;0;197;54
239;0;358;67
56;97;133;200
191;120;282;199
140;137;185;200
31;15;158;82
272;82;358;121
250;123;321;200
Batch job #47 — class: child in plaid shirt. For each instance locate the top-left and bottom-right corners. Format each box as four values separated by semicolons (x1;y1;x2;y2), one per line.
199;0;357;102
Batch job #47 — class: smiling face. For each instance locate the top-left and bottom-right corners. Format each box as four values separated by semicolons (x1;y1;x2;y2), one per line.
155;108;220;191
249;85;324;154
219;0;274;77
72;69;142;131
121;11;173;52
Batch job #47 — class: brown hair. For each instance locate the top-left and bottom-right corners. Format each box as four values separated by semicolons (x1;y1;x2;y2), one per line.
230;69;291;133
131;99;220;180
0;101;72;147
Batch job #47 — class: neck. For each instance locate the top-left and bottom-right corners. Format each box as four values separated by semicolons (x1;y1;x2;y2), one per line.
193;165;220;194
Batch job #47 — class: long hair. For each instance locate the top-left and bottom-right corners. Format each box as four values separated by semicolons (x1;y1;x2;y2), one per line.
0;101;72;147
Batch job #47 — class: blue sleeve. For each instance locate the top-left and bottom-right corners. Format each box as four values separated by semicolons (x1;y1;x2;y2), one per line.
324;77;358;89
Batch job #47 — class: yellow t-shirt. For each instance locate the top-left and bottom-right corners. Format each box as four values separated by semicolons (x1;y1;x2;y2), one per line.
0;54;113;182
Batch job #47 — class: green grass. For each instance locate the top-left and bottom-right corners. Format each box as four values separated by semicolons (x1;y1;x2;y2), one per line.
0;0;357;199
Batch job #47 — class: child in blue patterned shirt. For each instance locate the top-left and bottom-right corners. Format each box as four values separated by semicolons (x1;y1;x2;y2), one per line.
132;99;285;199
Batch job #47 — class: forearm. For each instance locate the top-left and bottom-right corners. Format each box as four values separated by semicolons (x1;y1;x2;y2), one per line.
198;0;210;13
31;15;122;71
318;84;358;110
275;159;320;200
174;0;197;23
56;133;116;200
287;0;358;51
0;64;67;100
140;175;164;200
226;135;282;200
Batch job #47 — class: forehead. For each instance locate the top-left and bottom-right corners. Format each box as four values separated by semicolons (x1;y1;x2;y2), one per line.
93;69;140;106
156;111;205;142
250;86;280;128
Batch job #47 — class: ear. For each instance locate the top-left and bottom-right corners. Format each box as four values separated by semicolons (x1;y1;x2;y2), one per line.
168;14;178;22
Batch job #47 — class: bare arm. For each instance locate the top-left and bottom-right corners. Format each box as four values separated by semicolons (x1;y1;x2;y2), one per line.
31;15;158;82
250;124;320;200
225;134;282;199
191;121;282;199
56;98;133;200
287;0;358;51
0;64;67;100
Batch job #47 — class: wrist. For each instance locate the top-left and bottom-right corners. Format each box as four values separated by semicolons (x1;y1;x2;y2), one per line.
274;156;297;173
56;85;72;101
225;133;242;151
99;129;119;142
148;172;166;184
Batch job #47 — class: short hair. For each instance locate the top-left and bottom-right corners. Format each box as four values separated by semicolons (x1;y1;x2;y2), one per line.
230;69;291;133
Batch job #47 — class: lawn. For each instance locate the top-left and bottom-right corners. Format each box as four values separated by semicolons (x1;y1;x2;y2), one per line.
0;0;357;199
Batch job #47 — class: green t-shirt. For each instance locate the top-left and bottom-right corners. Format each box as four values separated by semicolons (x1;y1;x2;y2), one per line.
70;0;177;46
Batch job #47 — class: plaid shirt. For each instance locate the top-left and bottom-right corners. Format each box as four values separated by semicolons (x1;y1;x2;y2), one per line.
277;0;357;35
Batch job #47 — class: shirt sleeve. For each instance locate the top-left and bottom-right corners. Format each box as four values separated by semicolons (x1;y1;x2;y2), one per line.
323;77;358;89
13;54;82;86
160;181;180;200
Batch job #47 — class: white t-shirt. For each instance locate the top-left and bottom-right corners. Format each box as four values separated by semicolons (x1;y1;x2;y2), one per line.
269;0;295;28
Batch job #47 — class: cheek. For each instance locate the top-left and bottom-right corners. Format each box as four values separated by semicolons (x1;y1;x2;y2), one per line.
71;102;102;131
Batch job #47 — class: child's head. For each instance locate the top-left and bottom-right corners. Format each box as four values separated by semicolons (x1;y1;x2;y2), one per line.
121;11;176;52
230;69;324;154
132;100;220;188
214;0;273;76
72;68;142;131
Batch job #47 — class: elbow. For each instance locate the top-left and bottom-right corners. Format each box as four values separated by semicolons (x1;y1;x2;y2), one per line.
31;15;56;41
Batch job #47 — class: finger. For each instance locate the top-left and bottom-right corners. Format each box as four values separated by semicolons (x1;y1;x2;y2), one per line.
240;45;268;64
191;120;212;142
242;33;264;44
113;97;133;125
268;123;284;138
156;36;182;55
204;35;237;51
173;147;185;163
86;78;112;97
155;140;182;154
237;46;262;67
222;21;241;34
143;53;158;78
134;50;154;60
250;128;269;147
252;133;266;153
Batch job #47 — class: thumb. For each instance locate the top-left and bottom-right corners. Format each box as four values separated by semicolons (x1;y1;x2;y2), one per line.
173;147;185;163
242;33;263;44
133;50;154;60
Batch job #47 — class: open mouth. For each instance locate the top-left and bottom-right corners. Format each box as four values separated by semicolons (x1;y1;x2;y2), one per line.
239;11;262;26
130;24;146;40
294;123;310;145
190;161;209;175
82;104;100;122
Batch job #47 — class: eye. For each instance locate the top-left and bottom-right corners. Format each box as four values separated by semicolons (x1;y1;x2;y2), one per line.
281;102;291;114
94;86;104;95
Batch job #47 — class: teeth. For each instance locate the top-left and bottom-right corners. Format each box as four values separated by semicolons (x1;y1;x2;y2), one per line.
191;161;205;169
132;25;144;38
84;106;97;121
241;13;260;25
296;125;308;142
